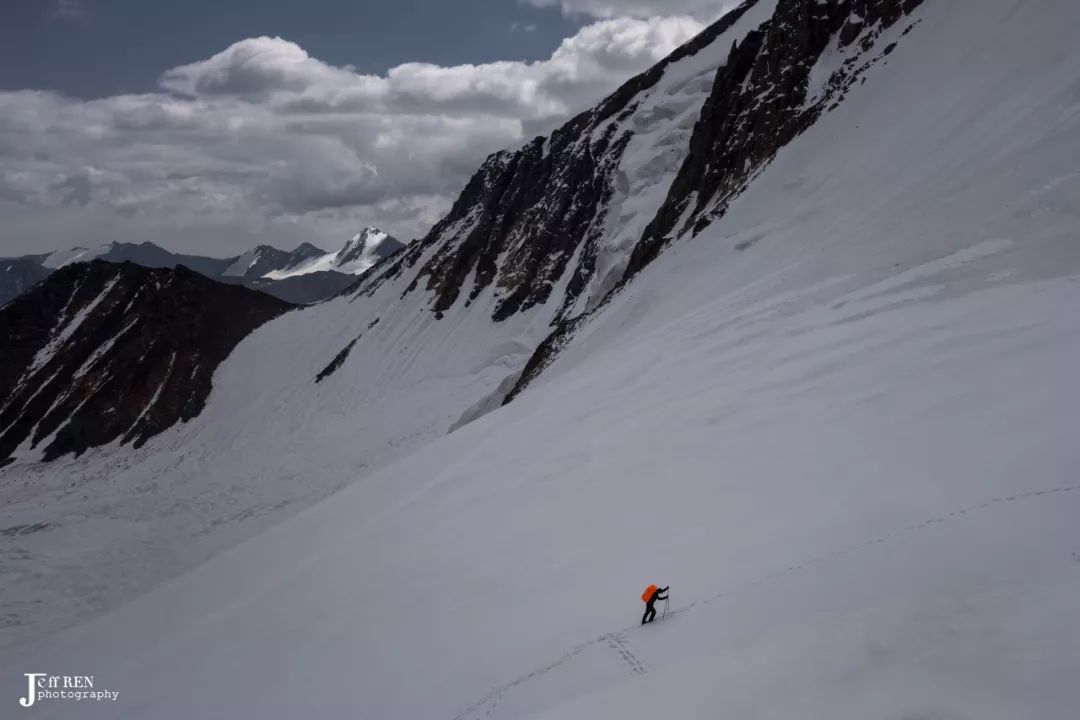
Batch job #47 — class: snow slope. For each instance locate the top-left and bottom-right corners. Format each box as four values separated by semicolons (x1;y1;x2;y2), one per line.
0;2;785;649
3;0;1079;717
0;236;557;647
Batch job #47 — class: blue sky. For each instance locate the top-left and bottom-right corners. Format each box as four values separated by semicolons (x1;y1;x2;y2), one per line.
1;0;584;97
0;0;730;256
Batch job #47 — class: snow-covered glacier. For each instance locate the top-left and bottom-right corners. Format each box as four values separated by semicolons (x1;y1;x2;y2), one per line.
2;0;1079;718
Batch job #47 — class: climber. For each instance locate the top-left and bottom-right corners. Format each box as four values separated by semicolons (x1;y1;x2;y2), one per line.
641;584;669;625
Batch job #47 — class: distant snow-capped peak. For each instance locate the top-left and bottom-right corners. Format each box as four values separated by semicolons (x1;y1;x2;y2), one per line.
263;227;405;280
333;227;394;274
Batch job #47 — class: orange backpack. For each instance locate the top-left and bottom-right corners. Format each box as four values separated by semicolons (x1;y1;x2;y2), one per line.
641;584;658;603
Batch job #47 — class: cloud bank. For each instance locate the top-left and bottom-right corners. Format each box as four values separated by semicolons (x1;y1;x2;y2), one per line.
0;15;705;255
524;0;737;21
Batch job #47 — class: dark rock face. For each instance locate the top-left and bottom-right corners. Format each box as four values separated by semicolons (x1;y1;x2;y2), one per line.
375;0;923;329
502;313;589;405
419;123;618;322
382;1;765;324
505;0;926;398
0;258;51;308
628;0;926;276
315;336;360;383
0;261;292;465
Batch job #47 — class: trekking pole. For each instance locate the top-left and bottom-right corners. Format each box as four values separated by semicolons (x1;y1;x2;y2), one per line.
662;594;669;621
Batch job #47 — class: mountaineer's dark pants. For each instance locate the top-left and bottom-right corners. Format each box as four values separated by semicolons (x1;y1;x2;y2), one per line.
642;602;657;624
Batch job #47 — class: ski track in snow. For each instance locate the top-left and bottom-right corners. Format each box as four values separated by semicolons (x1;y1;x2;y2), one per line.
608;632;648;674
452;483;1079;720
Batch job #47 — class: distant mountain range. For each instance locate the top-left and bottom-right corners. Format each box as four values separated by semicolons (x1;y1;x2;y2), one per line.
0;227;405;307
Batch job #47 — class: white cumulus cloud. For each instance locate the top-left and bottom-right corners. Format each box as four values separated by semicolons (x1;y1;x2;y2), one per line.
0;15;705;256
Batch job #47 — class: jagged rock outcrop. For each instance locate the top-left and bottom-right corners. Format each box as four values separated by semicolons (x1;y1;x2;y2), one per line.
503;0;926;397
315;335;361;383
0;261;292;465
371;0;923;332
377;0;766;323
628;0;925;275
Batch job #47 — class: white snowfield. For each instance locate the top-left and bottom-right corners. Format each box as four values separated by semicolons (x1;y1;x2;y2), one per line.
3;0;1080;718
